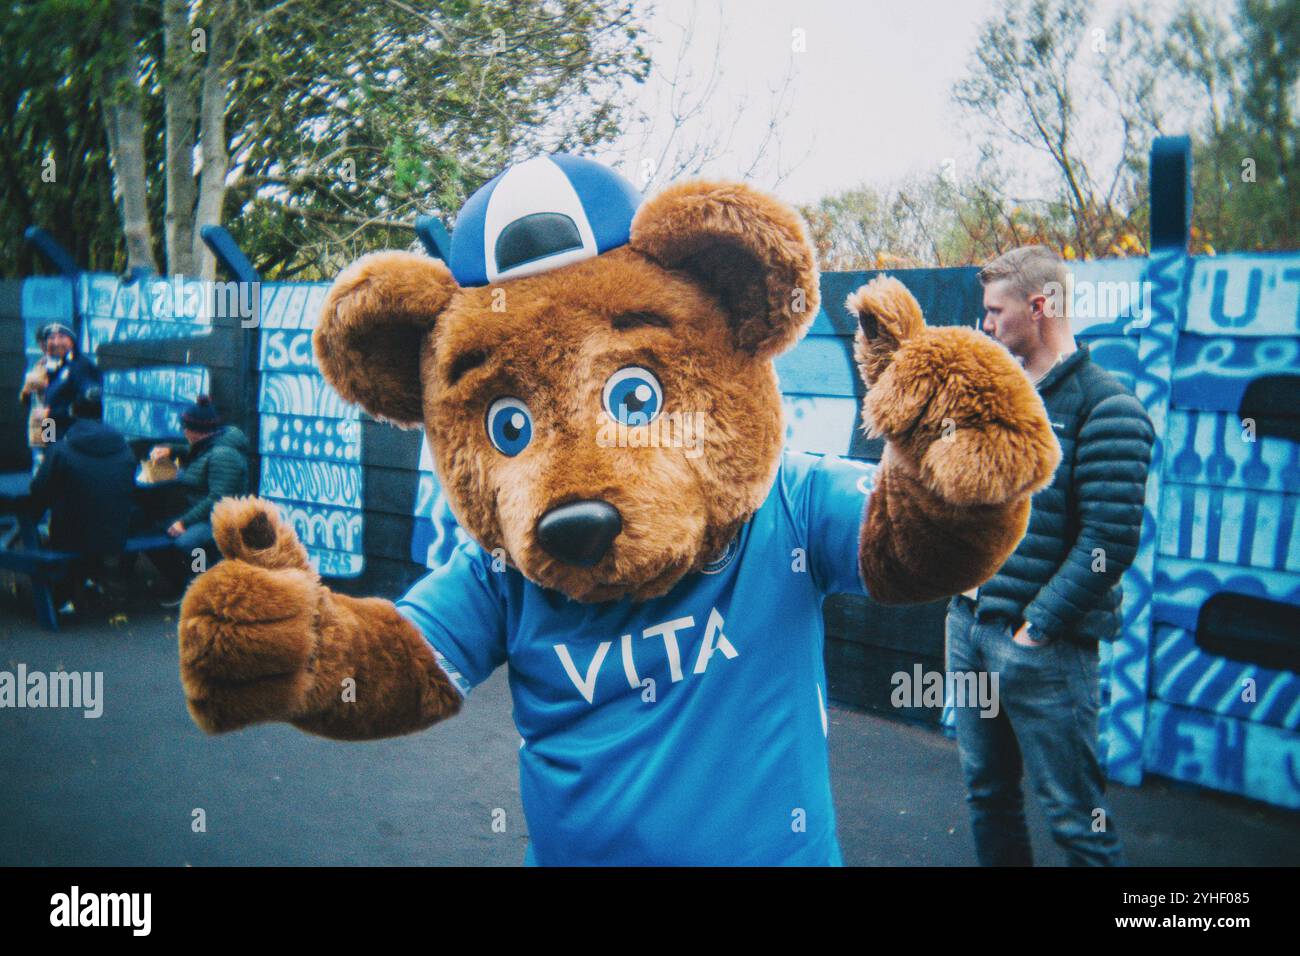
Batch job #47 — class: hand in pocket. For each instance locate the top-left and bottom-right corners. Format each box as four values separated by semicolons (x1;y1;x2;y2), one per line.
1011;621;1050;648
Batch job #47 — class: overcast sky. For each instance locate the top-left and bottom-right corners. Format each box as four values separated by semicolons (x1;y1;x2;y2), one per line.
594;0;1149;206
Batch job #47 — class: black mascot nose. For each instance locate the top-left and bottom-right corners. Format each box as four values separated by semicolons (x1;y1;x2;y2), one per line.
536;500;622;566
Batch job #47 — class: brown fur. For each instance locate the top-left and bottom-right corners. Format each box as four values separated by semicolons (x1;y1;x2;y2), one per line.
422;246;793;603
315;251;458;427
179;497;461;737
629;179;820;357
848;277;1059;602
178;181;1058;740
857;446;1032;604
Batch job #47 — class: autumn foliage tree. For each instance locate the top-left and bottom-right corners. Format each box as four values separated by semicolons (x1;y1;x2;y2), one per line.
802;0;1297;270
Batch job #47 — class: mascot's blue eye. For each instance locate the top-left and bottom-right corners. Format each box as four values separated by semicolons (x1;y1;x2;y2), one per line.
486;397;533;456
603;367;663;427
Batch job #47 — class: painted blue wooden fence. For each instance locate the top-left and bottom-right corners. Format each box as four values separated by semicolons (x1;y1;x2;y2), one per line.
255;285;364;578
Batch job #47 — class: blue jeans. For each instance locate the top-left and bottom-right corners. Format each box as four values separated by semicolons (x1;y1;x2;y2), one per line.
152;521;216;593
173;520;214;555
945;596;1126;866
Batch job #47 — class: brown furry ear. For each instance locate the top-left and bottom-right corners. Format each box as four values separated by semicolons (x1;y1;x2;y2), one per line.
629;180;819;358
314;251;458;427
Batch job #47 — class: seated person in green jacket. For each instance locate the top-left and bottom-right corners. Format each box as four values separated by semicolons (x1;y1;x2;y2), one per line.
149;394;250;600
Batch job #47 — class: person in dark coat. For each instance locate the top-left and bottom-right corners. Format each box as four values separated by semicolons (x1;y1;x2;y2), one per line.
28;386;136;555
26;386;137;609
946;245;1155;867
31;322;102;442
148;395;251;602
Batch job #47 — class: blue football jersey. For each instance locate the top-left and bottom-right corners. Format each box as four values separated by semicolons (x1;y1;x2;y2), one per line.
396;450;878;865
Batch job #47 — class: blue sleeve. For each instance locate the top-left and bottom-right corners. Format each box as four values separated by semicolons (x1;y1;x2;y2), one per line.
785;453;878;597
395;541;508;696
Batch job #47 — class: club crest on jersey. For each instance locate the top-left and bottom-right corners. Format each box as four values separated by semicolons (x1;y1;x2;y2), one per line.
448;154;643;287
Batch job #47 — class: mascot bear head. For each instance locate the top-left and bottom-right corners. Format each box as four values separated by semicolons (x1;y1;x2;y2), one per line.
316;154;820;604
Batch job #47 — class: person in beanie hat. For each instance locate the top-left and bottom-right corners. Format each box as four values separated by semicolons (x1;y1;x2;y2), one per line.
30;321;101;442
180;393;223;433
148;395;251;601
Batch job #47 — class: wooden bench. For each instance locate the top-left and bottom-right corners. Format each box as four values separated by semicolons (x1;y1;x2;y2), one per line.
0;534;176;630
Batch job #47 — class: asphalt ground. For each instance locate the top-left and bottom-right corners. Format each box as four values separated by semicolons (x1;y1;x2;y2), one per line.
1;596;1297;867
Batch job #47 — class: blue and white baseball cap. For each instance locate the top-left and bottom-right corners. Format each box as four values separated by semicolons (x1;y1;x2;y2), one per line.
448;154;643;287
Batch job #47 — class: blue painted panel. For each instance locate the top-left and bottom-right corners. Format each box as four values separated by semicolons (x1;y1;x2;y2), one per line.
303;545;365;578
259;456;362;509
1153;624;1300;730
105;277;144;319
80;274;121;318
259;286;291;330
20;278;73;356
259;284;329;330
1165;409;1300;493
74;274;212;441
255;280;364;578
262;286;310;331
1065;258;1151;337
1159;482;1300;573
1079;335;1141;393
1093;249;1186;786
1145;700;1300;809
775;334;860;398
412;447;474;568
100;367;208;402
259;329;318;373
1141;259;1299;800
1171;333;1299;411
264;496;363;556
1153;557;1300;632
260;371;357;420
260;414;360;463
103;396;190;438
142;277;234;323
1184;253;1300;336
85;318;214;354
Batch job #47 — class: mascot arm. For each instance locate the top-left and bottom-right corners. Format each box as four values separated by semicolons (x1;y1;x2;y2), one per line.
177;497;463;739
846;277;1061;606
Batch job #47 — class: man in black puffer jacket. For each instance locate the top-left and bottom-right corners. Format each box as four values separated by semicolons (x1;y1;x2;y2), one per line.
946;246;1154;867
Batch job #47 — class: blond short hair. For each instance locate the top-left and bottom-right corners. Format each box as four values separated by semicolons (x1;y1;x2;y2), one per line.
978;246;1068;302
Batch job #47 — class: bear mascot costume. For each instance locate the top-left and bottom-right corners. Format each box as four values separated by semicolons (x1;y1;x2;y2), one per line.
177;154;1060;865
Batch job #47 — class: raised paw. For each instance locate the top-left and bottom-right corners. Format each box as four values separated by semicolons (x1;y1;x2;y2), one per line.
178;498;321;733
855;316;1060;506
211;495;312;571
